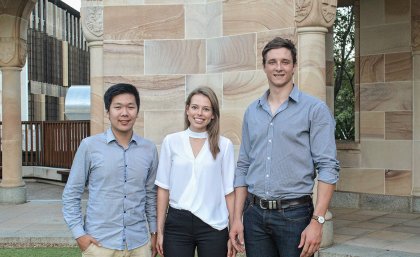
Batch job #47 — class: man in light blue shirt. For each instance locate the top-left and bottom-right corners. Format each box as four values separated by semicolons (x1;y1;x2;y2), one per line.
229;37;340;257
62;83;158;257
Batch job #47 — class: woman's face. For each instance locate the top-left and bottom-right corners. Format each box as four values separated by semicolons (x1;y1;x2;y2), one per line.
186;94;214;133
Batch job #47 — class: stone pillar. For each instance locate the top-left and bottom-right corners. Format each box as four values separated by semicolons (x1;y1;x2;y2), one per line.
295;0;337;248
412;51;420;198
33;94;46;121
411;0;420;210
0;68;24;193
81;1;104;135
0;0;36;204
325;27;335;112
58;96;65;120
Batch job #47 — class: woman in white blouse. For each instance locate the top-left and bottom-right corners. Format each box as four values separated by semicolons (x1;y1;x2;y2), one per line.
155;87;235;257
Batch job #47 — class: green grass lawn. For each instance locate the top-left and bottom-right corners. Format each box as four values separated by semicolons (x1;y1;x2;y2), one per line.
0;248;165;257
0;247;81;257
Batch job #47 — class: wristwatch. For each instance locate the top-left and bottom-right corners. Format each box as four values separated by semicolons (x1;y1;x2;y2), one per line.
312;215;325;224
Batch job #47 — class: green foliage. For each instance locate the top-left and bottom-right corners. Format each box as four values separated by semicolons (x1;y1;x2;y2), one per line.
333;6;355;141
0;248;164;257
0;247;80;257
335;80;355;140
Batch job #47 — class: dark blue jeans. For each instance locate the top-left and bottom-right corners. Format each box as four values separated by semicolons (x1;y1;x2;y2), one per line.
243;197;314;257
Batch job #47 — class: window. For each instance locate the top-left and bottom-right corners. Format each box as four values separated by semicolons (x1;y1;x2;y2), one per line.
333;5;356;141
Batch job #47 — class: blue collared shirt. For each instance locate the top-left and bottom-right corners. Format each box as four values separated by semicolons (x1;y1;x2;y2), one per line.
234;86;340;199
62;128;158;250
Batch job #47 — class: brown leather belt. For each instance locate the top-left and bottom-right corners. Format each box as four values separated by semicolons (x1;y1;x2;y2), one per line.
250;194;312;210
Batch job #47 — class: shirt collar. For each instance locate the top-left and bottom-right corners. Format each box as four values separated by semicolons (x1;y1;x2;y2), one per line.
258;84;300;107
105;128;139;145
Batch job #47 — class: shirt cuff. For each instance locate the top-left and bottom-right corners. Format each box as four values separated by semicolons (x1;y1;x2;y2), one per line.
154;180;169;190
148;221;157;234
233;175;246;188
318;168;339;184
71;225;86;240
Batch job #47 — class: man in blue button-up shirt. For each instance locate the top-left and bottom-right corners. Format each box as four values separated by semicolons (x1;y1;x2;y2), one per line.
63;83;158;257
229;38;340;257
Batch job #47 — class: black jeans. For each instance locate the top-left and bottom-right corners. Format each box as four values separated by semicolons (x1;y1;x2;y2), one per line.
163;207;228;257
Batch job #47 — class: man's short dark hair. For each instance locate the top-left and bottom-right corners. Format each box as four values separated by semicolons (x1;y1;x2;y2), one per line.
262;37;297;66
104;83;140;113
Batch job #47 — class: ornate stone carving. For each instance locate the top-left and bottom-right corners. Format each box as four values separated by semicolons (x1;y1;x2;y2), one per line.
18;40;27;66
321;0;337;23
0;0;11;8
295;0;337;28
81;6;104;42
295;0;313;23
0;38;27;68
0;38;15;65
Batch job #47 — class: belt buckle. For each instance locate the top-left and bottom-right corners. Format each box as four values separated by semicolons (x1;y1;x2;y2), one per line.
259;199;278;209
259;199;268;209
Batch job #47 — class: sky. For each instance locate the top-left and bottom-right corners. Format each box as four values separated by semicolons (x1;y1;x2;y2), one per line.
62;0;81;11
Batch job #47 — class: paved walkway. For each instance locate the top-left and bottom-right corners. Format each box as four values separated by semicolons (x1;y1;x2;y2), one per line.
1;180;420;257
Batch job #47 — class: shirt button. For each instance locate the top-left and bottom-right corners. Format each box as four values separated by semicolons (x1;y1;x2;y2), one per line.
125;180;127;183
270;123;273;126
124;195;127;198
124;211;126;213
268;139;272;143
267;157;270;160
125;165;128;167
266;174;269;178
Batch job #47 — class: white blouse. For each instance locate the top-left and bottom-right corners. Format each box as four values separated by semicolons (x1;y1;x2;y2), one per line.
155;129;235;230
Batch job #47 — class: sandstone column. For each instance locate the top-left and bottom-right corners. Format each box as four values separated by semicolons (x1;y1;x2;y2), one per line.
81;1;104;135
0;0;36;204
295;0;337;248
413;51;420;198
33;94;46;121
411;0;420;211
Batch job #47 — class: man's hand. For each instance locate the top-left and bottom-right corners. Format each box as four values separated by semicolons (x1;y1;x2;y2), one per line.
150;233;158;257
156;232;164;256
76;234;100;252
298;220;323;257
229;219;245;253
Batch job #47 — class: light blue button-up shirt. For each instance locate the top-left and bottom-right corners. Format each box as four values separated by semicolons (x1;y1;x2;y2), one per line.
234;86;340;200
62;128;158;250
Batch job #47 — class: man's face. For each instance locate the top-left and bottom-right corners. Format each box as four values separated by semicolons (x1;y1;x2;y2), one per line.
263;47;296;89
107;93;138;137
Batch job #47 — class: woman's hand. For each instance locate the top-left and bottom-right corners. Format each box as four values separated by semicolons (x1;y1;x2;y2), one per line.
227;238;237;257
156;232;164;256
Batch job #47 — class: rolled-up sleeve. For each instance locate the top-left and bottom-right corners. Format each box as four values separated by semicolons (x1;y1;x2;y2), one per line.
155;136;171;189
310;102;340;184
145;146;158;233
222;139;235;195
234;110;251;188
62;139;91;239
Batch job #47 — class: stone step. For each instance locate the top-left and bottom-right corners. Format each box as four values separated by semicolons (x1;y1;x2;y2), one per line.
319;245;420;257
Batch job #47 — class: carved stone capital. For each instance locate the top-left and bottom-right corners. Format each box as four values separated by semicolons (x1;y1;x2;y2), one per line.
0;21;29;68
81;5;104;42
0;0;34;68
295;0;337;28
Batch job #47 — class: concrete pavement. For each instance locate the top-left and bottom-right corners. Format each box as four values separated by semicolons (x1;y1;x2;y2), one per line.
1;180;420;257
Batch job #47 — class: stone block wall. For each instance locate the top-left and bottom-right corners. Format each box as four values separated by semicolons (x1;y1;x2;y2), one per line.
101;0;298;154
337;0;414;196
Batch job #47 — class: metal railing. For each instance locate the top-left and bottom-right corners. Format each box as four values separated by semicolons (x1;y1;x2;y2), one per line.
0;121;90;169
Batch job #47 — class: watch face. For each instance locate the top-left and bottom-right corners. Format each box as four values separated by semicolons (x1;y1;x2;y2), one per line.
318;216;325;224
